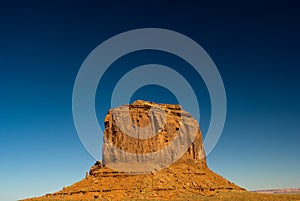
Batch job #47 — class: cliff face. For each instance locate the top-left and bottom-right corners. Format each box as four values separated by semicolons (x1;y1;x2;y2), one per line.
102;100;206;173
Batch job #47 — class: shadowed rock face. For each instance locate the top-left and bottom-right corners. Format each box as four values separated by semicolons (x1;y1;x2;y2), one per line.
102;100;206;173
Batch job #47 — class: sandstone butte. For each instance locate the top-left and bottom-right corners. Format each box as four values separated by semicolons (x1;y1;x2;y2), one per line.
24;100;246;201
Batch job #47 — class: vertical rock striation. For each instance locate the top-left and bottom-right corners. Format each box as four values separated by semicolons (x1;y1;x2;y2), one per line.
102;100;207;173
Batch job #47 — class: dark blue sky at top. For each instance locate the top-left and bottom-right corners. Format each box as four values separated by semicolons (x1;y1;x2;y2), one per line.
0;1;299;200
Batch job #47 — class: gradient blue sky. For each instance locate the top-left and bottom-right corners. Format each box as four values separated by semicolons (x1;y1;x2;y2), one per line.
0;1;299;200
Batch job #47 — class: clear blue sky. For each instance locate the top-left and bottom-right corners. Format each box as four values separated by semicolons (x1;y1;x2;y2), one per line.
0;1;299;200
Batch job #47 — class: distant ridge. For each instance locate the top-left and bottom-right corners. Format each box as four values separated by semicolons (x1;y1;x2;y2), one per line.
252;188;300;194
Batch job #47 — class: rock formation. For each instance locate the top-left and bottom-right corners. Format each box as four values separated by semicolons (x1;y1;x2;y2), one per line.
102;100;206;173
24;100;245;201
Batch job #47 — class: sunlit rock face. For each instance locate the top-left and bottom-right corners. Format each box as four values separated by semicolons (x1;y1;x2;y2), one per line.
102;100;206;173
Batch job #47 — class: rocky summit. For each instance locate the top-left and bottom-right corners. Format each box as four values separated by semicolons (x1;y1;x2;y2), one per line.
24;100;245;201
